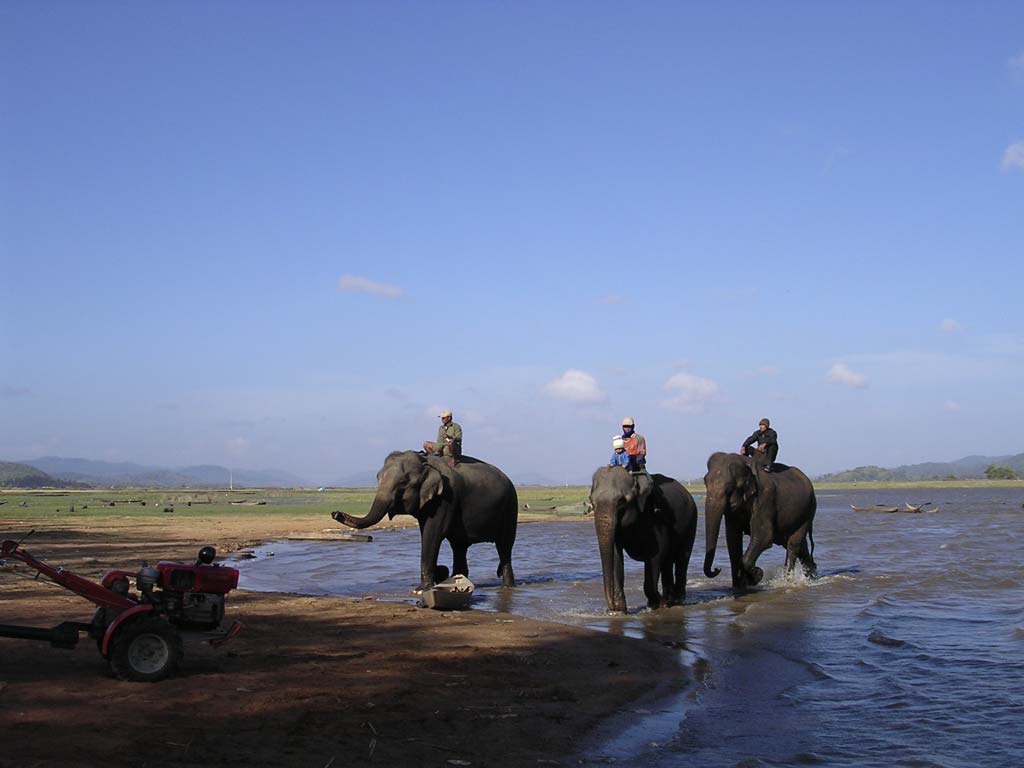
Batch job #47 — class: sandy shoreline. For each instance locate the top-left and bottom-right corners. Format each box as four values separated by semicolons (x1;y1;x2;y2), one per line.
0;513;686;767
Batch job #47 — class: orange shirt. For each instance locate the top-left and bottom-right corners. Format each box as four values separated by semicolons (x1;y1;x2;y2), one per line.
622;433;646;457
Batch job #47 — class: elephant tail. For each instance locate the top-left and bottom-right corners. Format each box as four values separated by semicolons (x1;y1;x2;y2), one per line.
808;524;815;557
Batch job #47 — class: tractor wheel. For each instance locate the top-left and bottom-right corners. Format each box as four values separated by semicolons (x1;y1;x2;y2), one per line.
108;617;183;682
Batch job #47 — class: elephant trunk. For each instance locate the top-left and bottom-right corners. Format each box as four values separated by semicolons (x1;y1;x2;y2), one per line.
593;502;623;613
333;495;390;530
704;495;724;578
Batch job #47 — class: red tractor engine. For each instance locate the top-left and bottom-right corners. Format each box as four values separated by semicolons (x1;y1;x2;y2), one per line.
100;546;239;632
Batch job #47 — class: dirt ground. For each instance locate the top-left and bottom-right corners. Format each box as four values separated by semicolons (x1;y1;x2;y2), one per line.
0;516;684;767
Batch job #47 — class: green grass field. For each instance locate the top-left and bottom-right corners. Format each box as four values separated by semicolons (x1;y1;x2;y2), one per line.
0;486;595;525
2;478;1020;526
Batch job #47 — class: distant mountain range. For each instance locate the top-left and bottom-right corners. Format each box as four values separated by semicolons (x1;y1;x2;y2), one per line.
7;452;1019;490
817;453;1024;482
0;461;91;489
15;456;309;489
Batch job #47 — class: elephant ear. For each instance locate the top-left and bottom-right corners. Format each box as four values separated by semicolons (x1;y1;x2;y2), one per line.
634;472;654;513
739;466;759;506
621;473;653;528
418;465;446;509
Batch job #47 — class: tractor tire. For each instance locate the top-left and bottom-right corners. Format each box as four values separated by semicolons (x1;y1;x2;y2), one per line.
108;617;183;682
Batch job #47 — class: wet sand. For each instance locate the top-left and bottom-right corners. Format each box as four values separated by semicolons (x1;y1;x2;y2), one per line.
0;516;682;768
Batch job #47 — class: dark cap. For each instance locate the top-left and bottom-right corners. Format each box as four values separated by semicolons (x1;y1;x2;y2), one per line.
759;418;770;427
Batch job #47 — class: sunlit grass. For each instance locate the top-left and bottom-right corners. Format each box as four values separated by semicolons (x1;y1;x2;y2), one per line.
2;478;1019;528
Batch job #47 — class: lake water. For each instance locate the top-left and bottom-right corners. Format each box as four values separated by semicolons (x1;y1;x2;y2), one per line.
236;488;1024;767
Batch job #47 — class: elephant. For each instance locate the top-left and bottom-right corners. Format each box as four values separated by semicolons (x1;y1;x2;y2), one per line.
332;451;518;592
590;466;698;614
703;451;817;592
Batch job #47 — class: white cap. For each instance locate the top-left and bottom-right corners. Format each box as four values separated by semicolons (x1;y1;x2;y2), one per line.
612;437;625;450
621;416;635;427
438;409;452;419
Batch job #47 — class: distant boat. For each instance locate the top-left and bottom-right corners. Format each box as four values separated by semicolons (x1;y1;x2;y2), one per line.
851;503;937;513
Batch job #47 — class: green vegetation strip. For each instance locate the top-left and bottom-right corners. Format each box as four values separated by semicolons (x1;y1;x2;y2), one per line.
2;479;1020;525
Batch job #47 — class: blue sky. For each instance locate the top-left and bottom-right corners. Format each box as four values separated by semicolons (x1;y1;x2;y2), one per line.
2;3;1022;484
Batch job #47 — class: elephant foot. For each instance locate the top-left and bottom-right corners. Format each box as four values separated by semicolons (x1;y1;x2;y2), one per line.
413;581;435;595
607;598;627;614
499;565;515;589
749;566;764;584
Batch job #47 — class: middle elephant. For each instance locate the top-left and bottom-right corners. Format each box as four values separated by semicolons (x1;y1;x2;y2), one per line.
590;467;698;614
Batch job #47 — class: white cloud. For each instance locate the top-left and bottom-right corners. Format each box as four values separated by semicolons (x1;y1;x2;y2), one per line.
337;274;404;299
939;318;962;334
943;400;961;412
1010;51;1024;75
1001;141;1024;173
827;363;868;389
661;372;720;413
543;370;606;403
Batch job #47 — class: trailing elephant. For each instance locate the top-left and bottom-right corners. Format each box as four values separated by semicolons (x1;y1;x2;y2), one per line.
333;451;518;592
590;466;698;614
703;452;817;592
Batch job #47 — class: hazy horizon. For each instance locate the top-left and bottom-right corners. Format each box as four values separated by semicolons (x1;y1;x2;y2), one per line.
2;5;1022;483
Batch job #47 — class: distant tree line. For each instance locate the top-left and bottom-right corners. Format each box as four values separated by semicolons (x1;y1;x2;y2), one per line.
984;464;1018;480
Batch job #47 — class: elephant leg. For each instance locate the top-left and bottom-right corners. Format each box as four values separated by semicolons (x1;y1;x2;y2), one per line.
673;536;694;604
741;504;775;585
794;531;817;578
725;522;745;590
643;561;661;609
416;519;445;593
495;538;515;589
784;522;812;575
451;541;469;578
610;544;627;613
659;557;675;607
741;536;772;586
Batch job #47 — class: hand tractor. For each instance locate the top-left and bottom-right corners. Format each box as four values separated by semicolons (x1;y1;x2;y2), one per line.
0;534;242;682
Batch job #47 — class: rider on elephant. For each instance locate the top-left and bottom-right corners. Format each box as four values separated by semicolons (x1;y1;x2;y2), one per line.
619;417;647;472
609;437;631;468
741;417;778;471
424;409;462;468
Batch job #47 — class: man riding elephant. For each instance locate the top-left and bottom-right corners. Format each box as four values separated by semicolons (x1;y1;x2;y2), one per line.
424;409;462;468
618;417;647;472
741;417;778;472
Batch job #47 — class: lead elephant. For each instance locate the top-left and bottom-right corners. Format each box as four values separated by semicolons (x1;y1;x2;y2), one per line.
333;451;518;592
703;452;817;592
590;467;698;614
